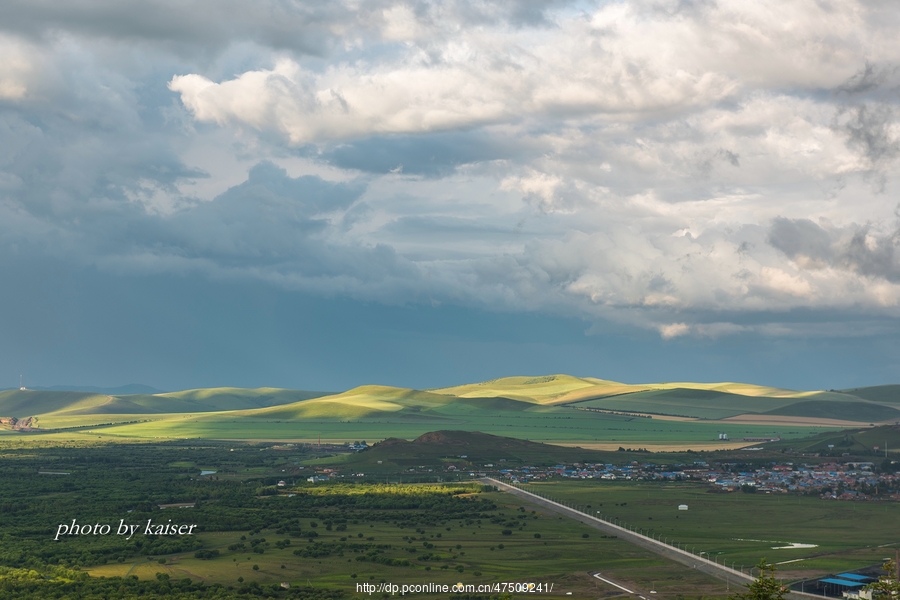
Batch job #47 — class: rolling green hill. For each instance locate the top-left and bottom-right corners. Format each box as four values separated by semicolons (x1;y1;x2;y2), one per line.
431;374;621;404
4;376;900;445
232;385;543;420
10;378;899;424
567;388;787;419
0;390;115;416
766;424;900;454
565;388;886;420
839;385;900;404
0;387;329;418
151;387;329;411
316;430;621;469
763;400;900;422
430;375;852;411
435;377;897;422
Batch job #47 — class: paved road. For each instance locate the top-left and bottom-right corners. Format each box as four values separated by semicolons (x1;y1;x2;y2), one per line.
481;477;823;600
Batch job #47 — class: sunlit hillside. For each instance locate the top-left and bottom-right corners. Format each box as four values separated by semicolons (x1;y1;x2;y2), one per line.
3;376;899;445
0;387;328;417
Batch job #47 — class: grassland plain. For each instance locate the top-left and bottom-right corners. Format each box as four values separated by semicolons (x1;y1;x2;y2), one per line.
22;409;825;447
4;376;899;448
90;500;645;593
432;375;900;420
80;487;732;599
522;479;900;579
0;440;730;599
766;425;900;455
301;430;813;474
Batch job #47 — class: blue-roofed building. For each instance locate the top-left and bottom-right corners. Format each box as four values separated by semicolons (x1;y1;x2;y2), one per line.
820;579;864;587
837;574;873;582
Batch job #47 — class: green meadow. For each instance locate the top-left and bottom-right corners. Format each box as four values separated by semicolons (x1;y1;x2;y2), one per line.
4;376;899;448
568;388;900;421
0;440;731;599
85;493;623;592
522;479;900;577
82;486;732;599
33;408;823;445
767;426;900;455
433;375;900;421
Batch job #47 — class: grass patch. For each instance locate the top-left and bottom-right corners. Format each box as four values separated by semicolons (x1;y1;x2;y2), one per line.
527;479;900;579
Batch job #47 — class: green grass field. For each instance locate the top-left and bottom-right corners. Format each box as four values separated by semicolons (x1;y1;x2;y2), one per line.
839;385;900;405
569;389;900;421
84;486;728;598
765;400;900;422
4;375;900;447
767;425;900;454
522;480;900;578
27;408;826;446
569;389;793;419
435;375;900;421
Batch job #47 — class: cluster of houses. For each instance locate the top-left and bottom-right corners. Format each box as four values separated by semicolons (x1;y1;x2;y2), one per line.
494;460;900;500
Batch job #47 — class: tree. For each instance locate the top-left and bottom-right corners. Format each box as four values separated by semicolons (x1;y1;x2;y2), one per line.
866;558;900;598
732;559;788;600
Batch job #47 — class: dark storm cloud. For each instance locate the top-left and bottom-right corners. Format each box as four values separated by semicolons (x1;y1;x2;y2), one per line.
767;218;834;264
832;64;900;192
840;226;900;283
1;110;204;220
381;215;525;240
0;0;573;58
837;62;890;96
460;0;574;27
151;167;405;284
4;0;900;352
320;131;526;177
148;162;411;283
1;138;412;289
836;104;899;163
218;160;362;216
0;0;344;56
768;217;900;282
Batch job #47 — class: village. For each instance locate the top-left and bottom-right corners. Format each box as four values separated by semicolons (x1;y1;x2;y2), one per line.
495;459;900;500
248;440;900;502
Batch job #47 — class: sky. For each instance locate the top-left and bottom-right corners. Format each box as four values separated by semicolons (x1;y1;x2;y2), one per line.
2;0;900;392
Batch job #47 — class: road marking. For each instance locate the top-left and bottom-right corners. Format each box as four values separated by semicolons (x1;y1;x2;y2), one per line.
593;573;636;594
